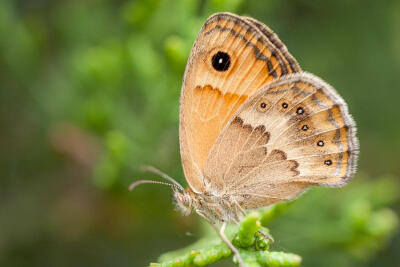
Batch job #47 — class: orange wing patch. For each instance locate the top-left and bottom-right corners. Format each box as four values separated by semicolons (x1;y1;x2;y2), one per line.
193;85;248;120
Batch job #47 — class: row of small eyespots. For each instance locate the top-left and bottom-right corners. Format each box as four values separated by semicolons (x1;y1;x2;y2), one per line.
257;100;334;166
256;99;299;112
294;105;334;166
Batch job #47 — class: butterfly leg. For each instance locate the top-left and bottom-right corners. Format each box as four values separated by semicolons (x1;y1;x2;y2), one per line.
196;211;245;266
233;200;247;217
212;222;245;267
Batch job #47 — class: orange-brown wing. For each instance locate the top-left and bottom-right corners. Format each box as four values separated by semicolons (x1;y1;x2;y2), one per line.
179;12;300;192
203;73;358;208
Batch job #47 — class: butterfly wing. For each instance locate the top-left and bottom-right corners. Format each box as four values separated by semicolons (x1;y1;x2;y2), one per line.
180;12;300;192
243;16;299;74
203;72;358;208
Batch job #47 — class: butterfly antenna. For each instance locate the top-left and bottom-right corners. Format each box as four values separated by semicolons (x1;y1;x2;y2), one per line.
129;180;178;191
140;165;184;191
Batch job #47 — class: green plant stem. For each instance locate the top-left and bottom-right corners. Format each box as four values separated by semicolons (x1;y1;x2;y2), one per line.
151;207;302;267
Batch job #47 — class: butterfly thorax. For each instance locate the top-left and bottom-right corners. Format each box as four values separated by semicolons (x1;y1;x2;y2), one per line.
174;187;244;224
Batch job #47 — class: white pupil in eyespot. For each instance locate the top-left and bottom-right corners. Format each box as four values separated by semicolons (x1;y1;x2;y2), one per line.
218;58;223;64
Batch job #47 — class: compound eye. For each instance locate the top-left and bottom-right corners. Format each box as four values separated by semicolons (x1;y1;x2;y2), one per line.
211;51;231;71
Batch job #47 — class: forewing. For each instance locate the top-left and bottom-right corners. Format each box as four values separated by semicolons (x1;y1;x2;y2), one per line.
180;12;300;192
203;72;358;209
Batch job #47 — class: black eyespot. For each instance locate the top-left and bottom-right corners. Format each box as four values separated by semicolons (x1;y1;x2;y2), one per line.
211;51;231;71
301;125;309;131
257;99;270;112
324;159;332;166
296;107;304;115
282;102;288;109
317;140;324;147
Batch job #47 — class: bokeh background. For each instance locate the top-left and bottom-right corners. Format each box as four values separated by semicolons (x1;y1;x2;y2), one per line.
1;0;400;266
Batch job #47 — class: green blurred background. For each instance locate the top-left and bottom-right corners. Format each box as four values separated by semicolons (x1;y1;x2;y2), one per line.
1;0;399;266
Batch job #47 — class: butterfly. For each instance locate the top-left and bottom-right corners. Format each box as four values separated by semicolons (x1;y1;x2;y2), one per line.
131;12;358;266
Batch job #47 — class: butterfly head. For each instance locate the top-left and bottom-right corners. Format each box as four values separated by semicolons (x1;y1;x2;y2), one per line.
173;188;195;216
